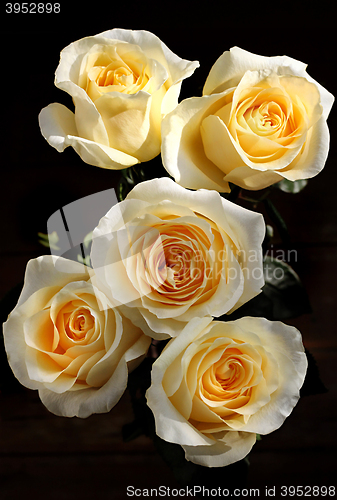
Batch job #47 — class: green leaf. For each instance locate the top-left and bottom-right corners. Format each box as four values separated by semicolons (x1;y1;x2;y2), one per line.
77;254;91;266
262;256;312;320
83;231;93;249
225;256;311;322
37;231;60;251
275;178;308;194
118;165;148;201
263;198;290;243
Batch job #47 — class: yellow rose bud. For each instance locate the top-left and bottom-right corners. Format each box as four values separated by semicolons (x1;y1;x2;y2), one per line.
39;29;199;169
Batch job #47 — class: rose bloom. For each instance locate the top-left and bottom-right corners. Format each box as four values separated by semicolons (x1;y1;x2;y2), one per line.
146;316;307;467
91;177;265;339
3;256;151;418
38;29;198;170
162;46;334;192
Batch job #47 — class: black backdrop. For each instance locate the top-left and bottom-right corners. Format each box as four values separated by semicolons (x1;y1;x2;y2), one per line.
2;1;336;279
1;2;336;499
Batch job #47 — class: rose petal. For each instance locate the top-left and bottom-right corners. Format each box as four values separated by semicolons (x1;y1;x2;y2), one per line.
203;46;308;96
39;103;139;169
97;29;199;89
182;431;256;467
279;117;330;180
161;95;232;192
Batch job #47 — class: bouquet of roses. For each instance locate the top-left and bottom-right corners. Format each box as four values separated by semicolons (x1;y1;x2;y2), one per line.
2;28;334;487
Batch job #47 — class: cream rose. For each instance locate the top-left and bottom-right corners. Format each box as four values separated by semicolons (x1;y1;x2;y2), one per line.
3;256;151;418
38;29;199;169
146;316;307;467
162;46;334;191
90;177;265;339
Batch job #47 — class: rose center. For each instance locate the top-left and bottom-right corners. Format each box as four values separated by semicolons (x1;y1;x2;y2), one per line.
262;114;274;127
216;358;243;388
66;307;95;341
248;105;282;131
95;65;136;88
162;241;200;289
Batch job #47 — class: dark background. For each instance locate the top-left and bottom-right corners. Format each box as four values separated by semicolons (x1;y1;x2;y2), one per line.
1;2;336;499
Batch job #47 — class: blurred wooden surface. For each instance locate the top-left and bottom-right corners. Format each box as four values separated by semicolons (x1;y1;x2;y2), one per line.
1;5;337;499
